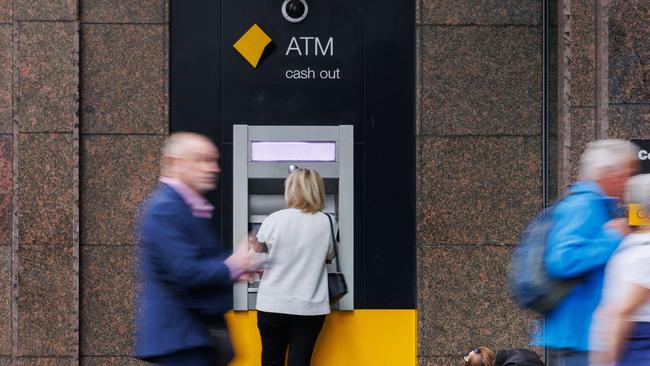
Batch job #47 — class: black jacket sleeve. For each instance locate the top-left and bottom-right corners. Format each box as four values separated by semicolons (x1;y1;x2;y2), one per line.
495;349;545;366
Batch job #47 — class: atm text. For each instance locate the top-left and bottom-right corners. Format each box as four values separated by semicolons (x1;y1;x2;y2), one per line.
286;37;334;56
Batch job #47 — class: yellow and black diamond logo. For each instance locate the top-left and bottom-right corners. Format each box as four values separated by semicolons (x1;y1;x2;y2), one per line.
233;24;275;69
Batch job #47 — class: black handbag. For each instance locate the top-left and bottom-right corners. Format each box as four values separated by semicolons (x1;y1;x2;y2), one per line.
325;213;348;304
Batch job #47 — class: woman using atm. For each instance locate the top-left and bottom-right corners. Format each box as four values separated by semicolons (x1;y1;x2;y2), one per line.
251;167;336;366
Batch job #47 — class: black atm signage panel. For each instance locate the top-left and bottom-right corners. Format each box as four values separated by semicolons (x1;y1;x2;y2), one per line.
633;139;650;174
171;0;416;309
223;1;363;139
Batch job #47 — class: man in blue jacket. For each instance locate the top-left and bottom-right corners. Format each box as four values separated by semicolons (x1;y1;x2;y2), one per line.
135;132;259;366
543;139;638;366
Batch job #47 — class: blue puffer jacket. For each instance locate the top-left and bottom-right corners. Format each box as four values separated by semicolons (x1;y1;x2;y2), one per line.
541;180;624;351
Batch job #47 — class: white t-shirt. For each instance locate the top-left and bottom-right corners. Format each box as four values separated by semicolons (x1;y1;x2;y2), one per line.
600;232;650;321
591;232;650;352
255;208;336;315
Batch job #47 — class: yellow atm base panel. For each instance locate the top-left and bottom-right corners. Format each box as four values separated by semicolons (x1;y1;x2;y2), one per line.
225;310;417;366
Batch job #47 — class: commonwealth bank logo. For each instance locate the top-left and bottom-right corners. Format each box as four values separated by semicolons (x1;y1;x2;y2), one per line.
233;24;275;68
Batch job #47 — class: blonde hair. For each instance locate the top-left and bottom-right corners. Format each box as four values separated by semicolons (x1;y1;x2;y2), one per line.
284;168;325;213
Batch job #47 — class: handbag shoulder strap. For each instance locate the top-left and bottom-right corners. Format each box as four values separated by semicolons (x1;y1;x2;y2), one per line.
324;213;341;273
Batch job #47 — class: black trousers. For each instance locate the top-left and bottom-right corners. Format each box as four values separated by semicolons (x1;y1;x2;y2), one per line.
257;311;326;366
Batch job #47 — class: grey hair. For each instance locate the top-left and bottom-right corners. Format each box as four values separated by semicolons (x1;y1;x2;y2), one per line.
626;174;650;214
578;139;638;180
160;132;213;175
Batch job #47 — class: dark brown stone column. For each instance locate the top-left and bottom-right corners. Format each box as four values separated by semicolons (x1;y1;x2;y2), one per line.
0;2;13;364
79;1;167;365
558;0;598;189
11;1;79;365
557;0;650;181
607;1;650;141
417;1;543;364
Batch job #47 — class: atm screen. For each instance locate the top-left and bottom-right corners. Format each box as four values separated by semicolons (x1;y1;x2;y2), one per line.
251;141;336;162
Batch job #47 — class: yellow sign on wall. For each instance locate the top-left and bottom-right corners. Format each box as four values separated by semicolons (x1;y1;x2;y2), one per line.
629;204;650;226
233;24;272;68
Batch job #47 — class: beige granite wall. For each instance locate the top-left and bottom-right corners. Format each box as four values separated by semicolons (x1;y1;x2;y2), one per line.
416;1;543;364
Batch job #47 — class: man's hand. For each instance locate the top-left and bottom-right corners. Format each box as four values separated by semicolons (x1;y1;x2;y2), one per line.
606;218;632;236
224;244;267;281
224;246;259;280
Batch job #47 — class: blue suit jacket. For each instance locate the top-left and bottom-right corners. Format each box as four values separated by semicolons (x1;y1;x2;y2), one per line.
135;183;233;359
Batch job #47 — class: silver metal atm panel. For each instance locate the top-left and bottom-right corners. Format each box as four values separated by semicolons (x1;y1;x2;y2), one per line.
233;125;354;311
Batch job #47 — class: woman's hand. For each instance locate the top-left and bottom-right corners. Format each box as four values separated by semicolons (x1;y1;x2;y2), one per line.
249;231;268;253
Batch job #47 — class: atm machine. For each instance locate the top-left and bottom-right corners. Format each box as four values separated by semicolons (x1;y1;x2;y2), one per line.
232;125;354;311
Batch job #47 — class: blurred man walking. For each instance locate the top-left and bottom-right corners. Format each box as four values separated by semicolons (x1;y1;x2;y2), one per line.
135;132;259;366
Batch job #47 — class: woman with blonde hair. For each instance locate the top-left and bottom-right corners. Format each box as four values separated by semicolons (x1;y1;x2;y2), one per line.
252;168;336;366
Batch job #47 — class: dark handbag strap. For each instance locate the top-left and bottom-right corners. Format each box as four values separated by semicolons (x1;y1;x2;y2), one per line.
324;213;341;273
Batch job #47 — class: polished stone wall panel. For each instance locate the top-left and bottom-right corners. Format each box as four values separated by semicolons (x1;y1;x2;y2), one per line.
420;26;542;136
16;22;76;132
0;247;10;355
17;358;74;366
0;137;8;184
0;25;11;134
0;193;9;247
17;245;75;356
417;246;538;356
18;134;73;245
419;356;465;366
81;357;148;366
570;108;596;181
417;136;541;246
570;0;596;107
609;0;650;104
80;135;162;245
0;1;11;23
608;105;650;140
0;136;10;246
14;0;76;21
80;25;167;134
422;0;541;25
81;246;135;356
81;0;166;24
